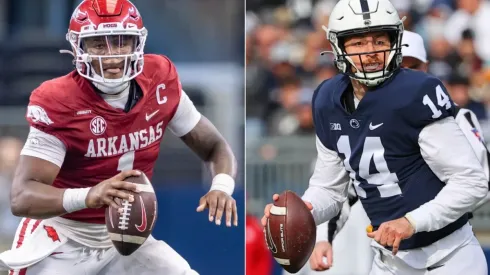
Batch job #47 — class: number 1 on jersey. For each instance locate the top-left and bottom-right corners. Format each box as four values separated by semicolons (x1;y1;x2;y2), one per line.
337;136;401;199
117;151;135;171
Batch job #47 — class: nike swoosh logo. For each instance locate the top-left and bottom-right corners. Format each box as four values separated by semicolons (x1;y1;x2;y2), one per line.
145;110;159;121
135;197;147;232
369;122;383;130
265;219;277;253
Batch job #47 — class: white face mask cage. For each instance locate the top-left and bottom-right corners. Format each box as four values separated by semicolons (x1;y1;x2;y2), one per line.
62;25;148;90
324;23;404;87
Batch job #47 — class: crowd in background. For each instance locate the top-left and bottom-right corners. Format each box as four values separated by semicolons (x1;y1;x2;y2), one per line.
0;137;22;275
0;0;244;105
246;0;490;140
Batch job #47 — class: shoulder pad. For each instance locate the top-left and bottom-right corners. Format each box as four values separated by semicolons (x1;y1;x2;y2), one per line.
143;54;174;78
312;74;349;145
400;72;455;129
312;74;348;111
142;54;182;92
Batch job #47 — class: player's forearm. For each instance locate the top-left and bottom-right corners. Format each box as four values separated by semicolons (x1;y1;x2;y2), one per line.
207;139;237;179
408;118;488;232
303;137;351;225
206;139;237;196
302;186;344;225
181;116;237;194
10;179;67;219
406;176;487;233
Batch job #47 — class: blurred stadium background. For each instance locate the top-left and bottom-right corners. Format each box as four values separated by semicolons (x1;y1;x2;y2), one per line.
0;1;244;275
246;0;490;274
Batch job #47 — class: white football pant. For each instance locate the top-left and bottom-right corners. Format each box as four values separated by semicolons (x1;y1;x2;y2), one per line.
369;234;487;275
1;218;198;275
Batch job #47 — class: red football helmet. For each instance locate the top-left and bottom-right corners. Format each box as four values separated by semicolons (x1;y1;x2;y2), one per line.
62;0;147;91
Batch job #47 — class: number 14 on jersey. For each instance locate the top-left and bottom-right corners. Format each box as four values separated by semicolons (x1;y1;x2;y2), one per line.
422;85;451;119
337;136;402;199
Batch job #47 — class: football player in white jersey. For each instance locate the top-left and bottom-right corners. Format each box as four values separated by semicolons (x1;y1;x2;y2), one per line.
265;0;489;274
290;30;490;275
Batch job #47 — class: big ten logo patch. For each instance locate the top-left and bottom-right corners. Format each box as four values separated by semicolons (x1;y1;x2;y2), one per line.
90;116;107;136
330;123;341;131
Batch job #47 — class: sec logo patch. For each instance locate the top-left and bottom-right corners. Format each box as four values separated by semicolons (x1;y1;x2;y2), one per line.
90;116;107;135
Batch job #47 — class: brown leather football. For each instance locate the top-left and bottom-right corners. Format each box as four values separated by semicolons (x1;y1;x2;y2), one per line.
105;171;158;256
264;190;316;273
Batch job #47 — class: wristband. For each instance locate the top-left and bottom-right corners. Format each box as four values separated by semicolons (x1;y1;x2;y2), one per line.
210;174;235;196
62;188;91;213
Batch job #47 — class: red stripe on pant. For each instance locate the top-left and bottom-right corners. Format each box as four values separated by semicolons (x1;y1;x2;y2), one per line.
9;219;42;275
15;218;31;249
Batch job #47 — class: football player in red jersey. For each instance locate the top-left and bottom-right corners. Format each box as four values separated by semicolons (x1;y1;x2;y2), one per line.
0;1;238;274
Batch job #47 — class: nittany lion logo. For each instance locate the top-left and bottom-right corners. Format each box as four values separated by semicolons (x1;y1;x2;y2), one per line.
27;105;54;126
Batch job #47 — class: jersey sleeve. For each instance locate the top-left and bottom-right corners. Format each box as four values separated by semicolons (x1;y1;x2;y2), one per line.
304;80;350;225
454;108;490;210
403;76;456;129
406;116;488;232
167;90;202;137
302;136;351;226
151;55;200;136
26;87;71;148
455;108;490;180
21;126;66;167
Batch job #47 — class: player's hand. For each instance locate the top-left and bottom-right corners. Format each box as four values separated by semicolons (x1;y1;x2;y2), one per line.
366;217;415;255
309;241;333;271
196;190;238;227
260;194;313;227
86;170;142;210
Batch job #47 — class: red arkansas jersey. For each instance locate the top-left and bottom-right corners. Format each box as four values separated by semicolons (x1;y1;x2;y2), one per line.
26;54;182;224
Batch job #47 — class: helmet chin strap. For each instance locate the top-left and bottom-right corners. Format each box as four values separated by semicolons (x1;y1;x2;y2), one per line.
92;80;130;95
90;66;130;95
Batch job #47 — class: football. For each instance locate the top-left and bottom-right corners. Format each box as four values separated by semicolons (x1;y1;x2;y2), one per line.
105;171;158;256
264;190;316;273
